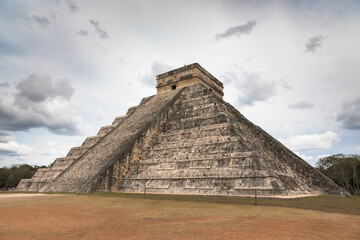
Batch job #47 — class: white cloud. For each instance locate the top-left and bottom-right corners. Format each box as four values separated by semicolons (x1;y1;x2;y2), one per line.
139;61;173;87
223;70;277;106
278;131;340;151
0;135;84;167
0;131;16;143
0;74;82;135
16;74;74;102
0;132;33;157
35;139;70;157
294;151;313;161
0;141;33;155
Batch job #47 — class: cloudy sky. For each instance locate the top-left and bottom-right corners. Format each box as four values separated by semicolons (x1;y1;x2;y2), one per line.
0;0;359;167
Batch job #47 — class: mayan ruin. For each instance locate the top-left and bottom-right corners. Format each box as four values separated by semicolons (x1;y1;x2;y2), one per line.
16;63;346;197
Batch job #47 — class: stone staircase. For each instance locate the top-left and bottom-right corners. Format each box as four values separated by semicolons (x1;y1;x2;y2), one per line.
17;96;154;192
43;89;184;193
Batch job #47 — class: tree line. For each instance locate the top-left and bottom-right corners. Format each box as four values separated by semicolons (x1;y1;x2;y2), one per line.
316;154;360;195
0;164;46;188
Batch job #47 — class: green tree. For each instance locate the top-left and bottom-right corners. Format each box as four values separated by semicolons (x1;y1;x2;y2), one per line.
316;154;360;195
0;164;47;188
0;168;10;188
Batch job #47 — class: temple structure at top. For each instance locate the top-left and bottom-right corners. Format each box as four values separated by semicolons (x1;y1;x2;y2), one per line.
156;63;224;99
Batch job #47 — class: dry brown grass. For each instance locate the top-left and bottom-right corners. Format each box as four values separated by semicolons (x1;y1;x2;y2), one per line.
1;193;359;240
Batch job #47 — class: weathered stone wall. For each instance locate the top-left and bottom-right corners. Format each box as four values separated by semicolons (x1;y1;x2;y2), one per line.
16;179;32;191
222;102;345;195
156;63;224;99
157;77;224;99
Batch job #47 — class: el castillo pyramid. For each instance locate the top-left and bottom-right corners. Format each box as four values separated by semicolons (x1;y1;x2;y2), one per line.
17;63;346;197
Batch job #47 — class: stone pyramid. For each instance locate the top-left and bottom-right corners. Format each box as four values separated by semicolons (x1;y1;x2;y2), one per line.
17;63;345;197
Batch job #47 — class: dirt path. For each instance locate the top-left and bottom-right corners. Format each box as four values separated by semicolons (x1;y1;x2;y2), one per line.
0;193;59;199
1;194;359;240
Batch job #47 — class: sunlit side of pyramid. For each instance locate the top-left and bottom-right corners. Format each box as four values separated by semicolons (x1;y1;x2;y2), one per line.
17;63;346;197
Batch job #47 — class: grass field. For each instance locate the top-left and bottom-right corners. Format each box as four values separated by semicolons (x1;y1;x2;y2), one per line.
1;192;359;239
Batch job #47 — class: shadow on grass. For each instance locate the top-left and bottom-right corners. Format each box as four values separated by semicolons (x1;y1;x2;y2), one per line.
87;192;360;216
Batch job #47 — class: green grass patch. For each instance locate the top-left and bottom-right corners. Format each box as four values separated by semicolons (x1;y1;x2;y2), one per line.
0;191;37;194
